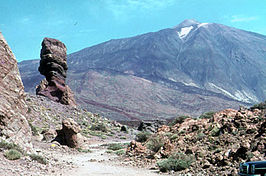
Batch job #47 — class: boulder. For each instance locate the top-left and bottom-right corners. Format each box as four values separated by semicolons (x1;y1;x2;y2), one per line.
55;118;82;148
36;37;76;107
137;120;165;133
0;32;32;150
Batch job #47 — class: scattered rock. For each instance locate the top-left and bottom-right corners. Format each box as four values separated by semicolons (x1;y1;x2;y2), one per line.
36;37;76;107
128;106;266;175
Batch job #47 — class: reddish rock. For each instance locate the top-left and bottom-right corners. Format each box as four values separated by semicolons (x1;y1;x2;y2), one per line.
0;32;32;150
55;118;81;148
160;139;174;157
128;106;266;175
157;125;171;133
127;140;147;155
36;37;76;107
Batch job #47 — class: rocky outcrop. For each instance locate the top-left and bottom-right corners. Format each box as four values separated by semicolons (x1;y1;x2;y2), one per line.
128;105;266;175
0;32;32;150
55;118;82;148
36;37;76;107
137;120;166;133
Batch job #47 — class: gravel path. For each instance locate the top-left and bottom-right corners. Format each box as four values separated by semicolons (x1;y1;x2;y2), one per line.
65;142;160;176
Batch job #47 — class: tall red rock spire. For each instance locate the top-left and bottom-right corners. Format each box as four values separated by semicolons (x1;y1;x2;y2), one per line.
36;37;76;107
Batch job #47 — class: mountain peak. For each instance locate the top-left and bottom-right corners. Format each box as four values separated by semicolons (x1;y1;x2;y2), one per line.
178;19;200;27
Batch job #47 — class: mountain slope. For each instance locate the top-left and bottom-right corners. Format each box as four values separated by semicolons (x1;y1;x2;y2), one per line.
68;19;266;103
19;19;266;120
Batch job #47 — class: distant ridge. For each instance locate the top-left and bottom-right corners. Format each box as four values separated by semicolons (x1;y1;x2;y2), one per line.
19;19;266;120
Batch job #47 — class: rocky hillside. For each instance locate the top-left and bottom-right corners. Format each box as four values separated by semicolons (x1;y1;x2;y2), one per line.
0;92;135;176
0;32;32;151
126;102;266;175
19;19;266;121
25;93;133;142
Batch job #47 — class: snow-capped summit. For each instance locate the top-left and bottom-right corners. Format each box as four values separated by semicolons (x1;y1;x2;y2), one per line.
174;19;199;39
178;19;200;28
175;19;210;39
178;26;194;38
198;23;209;28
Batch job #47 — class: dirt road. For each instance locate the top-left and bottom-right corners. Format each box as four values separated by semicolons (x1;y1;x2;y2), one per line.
65;142;160;176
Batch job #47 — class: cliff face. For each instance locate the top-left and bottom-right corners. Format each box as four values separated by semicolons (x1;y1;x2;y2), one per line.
0;32;32;150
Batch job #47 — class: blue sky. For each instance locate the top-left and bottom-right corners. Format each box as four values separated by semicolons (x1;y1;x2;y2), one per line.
0;0;266;61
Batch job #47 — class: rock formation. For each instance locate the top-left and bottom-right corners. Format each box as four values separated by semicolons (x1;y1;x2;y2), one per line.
54;118;82;148
36;37;76;107
0;32;32;150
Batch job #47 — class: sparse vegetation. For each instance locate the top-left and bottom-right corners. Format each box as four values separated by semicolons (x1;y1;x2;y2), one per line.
105;144;126;155
77;148;92;153
0;140;48;164
0;140;23;154
101;135;107;139
106;133;114;137
199;111;215;119
170;134;178;141
120;136;127;139
107;143;124;151
210;126;220;136
135;131;151;142
28;154;48;165
88;130;104;137
115;149;126;156
105;150;113;154
4;149;22;160
163;132;173;138
169;115;190;126
29;122;39;136
157;153;193;172
27;107;32;113
197;132;205;140
146;136;164;153
90;123;108;132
